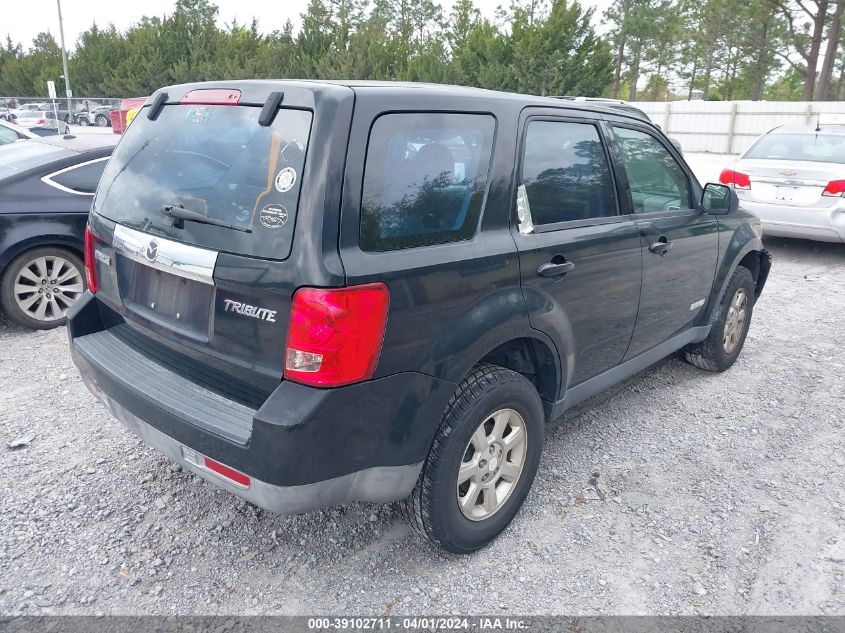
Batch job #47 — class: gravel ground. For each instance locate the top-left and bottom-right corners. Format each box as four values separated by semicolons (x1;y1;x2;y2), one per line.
1;236;843;616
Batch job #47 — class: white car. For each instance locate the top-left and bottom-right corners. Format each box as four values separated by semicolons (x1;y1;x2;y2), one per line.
13;110;70;136
721;124;845;243
0;119;38;145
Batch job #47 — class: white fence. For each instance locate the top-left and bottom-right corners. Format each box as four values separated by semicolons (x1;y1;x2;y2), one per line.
636;101;845;155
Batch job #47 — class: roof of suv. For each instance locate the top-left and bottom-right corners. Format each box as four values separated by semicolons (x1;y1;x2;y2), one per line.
156;79;657;127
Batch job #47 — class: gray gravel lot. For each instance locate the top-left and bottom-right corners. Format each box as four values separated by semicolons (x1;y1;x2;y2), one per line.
1;236;843;616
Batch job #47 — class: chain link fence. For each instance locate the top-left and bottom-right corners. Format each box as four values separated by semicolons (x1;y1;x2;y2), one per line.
1;96;122;127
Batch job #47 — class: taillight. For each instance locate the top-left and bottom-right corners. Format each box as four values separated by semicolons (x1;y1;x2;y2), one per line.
36;118;45;125
84;225;98;293
180;89;241;105
719;168;751;189
822;179;845;197
285;283;389;387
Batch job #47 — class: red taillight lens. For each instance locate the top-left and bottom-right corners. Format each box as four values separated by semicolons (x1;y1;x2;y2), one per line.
719;168;751;189
36;118;45;125
285;283;389;387
180;89;241;105
84;225;98;293
822;179;845;197
203;457;250;487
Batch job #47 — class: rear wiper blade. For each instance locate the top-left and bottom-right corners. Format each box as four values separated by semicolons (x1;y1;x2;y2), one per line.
161;204;251;233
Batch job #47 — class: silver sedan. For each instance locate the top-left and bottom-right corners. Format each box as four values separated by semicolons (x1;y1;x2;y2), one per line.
721;124;845;243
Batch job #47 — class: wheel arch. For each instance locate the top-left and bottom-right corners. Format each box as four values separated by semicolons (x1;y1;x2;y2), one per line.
0;235;84;281
475;336;558;407
704;241;769;326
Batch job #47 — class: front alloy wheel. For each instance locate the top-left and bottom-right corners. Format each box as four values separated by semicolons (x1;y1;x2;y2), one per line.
722;287;748;354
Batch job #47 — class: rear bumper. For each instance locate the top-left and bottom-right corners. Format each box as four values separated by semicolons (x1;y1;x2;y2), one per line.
739;199;845;242
81;375;421;513
67;293;454;513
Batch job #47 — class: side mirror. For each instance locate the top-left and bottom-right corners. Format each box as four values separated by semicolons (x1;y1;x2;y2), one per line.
701;182;738;215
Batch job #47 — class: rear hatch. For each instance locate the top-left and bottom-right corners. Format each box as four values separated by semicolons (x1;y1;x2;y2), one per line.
87;86;337;407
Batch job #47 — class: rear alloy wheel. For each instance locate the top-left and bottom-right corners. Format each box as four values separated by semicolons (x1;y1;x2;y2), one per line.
401;364;543;554
457;408;528;521
1;248;85;329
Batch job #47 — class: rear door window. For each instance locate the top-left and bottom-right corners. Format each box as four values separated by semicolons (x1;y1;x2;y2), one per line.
520;120;618;226
93;105;312;260
360;112;495;252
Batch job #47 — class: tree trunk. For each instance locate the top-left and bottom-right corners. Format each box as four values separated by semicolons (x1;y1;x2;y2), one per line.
802;0;829;100
688;56;698;100
611;30;627;99
817;0;845;100
702;46;714;100
628;41;641;101
837;49;845;99
751;10;773;100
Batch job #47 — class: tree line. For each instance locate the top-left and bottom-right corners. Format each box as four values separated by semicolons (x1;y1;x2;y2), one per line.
1;0;844;102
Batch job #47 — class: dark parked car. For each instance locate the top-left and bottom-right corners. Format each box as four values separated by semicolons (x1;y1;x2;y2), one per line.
0;134;117;328
68;81;770;553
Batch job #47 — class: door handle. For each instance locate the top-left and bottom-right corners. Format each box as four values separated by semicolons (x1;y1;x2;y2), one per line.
537;259;576;278
648;237;673;256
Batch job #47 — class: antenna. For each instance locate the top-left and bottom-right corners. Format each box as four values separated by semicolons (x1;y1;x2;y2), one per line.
815;110;821;132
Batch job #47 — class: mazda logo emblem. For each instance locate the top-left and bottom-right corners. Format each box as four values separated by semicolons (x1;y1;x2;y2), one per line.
145;240;159;261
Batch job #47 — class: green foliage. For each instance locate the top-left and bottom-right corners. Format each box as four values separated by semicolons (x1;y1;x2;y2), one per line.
0;0;611;99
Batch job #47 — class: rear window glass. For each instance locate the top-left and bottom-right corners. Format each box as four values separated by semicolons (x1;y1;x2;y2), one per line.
0;141;73;179
93;104;312;260
50;159;108;194
744;132;845;163
360;112;495;252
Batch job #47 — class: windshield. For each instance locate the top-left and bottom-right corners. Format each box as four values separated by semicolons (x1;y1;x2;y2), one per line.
744;132;845;163
93;104;312;260
0;141;73;178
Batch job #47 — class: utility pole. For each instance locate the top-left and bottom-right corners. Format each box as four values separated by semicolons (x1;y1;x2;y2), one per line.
56;0;72;119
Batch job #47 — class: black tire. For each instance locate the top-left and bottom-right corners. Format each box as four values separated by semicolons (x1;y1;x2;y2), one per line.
684;266;755;372
95;114;109;127
401;364;544;554
1;247;86;330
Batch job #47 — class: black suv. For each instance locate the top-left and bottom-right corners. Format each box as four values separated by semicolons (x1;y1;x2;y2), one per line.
67;81;771;553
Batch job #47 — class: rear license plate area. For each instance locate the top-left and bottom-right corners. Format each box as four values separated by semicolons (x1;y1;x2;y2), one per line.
118;257;213;339
774;186;796;202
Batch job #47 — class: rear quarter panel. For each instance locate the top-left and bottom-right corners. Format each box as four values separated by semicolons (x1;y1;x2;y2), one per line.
337;91;546;387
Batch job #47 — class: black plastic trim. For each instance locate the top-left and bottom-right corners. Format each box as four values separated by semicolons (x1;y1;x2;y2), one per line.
258;91;285;126
74;327;255;445
146;92;168;121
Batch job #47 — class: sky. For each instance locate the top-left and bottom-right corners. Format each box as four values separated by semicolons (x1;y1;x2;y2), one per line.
5;0;615;51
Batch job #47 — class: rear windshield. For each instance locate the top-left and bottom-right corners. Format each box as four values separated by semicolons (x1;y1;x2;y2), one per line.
93;104;312;260
0;141;73;179
744;132;845;163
